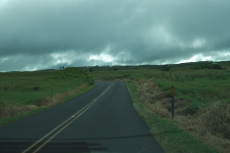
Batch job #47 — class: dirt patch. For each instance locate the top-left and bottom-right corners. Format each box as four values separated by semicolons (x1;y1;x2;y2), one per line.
0;102;38;118
136;79;230;153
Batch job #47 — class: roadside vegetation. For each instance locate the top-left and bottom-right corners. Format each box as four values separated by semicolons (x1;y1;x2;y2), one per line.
0;67;94;126
127;82;219;153
88;61;230;153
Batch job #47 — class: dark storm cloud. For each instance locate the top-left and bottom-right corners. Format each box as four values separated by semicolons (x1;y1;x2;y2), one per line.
0;0;230;71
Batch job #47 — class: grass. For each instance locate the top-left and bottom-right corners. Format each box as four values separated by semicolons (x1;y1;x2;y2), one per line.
153;70;230;114
0;68;94;126
0;69;93;105
127;82;220;153
88;69;148;80
0;84;95;127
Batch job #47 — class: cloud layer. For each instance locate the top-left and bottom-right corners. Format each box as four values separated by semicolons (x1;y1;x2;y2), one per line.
0;0;230;71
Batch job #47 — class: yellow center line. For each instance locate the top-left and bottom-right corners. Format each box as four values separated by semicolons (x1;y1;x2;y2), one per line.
33;101;96;153
21;100;94;153
22;85;111;153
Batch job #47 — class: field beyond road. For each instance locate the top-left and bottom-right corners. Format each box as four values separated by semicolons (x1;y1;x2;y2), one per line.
0;68;94;126
88;61;230;153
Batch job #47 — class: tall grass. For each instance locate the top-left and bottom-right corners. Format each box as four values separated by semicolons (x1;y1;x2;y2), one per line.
127;82;220;153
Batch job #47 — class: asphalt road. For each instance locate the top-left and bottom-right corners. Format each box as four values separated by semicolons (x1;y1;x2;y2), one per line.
0;81;164;153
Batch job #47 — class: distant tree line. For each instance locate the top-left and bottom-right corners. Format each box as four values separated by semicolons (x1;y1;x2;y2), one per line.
190;63;222;70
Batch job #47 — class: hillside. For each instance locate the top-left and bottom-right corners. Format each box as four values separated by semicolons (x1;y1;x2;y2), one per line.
0;68;94;125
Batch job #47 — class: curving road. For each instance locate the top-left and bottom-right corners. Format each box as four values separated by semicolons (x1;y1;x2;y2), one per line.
0;81;164;153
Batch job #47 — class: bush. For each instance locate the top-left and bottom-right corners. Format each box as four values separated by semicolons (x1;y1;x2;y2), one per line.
55;67;87;79
161;67;170;71
185;101;206;115
54;67;94;85
210;64;222;70
32;86;40;91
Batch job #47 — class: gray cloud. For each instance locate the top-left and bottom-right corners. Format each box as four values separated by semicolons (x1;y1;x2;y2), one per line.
0;0;229;71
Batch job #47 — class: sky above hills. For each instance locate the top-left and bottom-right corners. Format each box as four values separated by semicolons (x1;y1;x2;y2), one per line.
0;0;230;71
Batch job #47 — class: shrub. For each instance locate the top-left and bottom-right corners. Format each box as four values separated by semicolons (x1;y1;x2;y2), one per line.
56;67;88;79
161;67;170;71
32;86;40;91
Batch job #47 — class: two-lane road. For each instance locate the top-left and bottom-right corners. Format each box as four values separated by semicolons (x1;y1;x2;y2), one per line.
0;81;164;153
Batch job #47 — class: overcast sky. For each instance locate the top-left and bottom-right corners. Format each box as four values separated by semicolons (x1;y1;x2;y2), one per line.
0;0;230;71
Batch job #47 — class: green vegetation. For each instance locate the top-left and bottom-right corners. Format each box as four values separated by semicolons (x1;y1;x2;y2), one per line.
88;60;230;153
152;70;230;114
127;82;219;153
0;68;94;126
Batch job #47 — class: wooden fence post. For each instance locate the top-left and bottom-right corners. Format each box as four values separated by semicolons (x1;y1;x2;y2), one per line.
171;86;175;119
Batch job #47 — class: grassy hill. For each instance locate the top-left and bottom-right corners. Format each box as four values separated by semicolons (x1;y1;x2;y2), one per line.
0;68;94;126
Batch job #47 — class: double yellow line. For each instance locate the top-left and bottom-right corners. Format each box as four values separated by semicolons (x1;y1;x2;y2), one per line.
22;85;111;153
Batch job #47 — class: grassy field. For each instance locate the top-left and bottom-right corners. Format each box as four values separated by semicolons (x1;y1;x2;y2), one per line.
146;69;230;114
88;61;230;153
0;68;94;126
